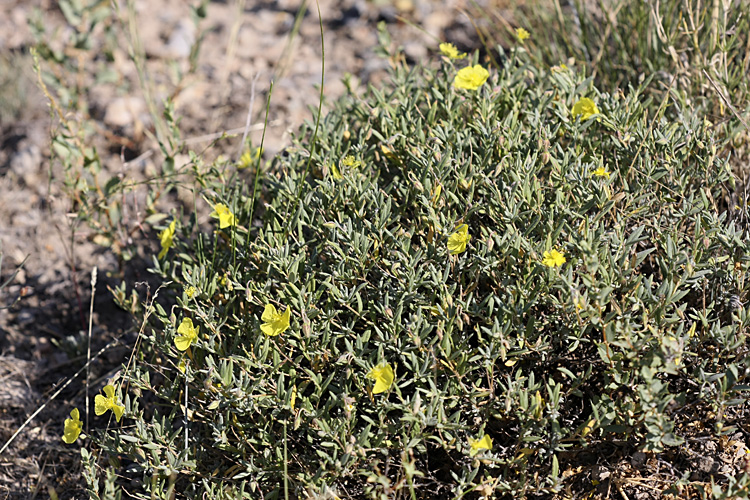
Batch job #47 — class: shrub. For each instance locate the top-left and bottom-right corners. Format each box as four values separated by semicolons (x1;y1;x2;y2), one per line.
470;0;750;172
91;41;749;500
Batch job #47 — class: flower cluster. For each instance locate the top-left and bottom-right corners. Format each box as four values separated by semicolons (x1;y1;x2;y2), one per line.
439;42;465;60
515;27;530;43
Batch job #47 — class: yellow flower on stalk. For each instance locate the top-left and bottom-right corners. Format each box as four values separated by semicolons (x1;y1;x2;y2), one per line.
94;385;125;422
515;27;530;42
542;249;566;268
571;97;600;121
237;147;263;169
185;286;197;299
468;434;493;456
62;408;83;444
592;166;610;178
157;220;176;259
174;317;199;351
453;65;489;91
447;224;471;255
439;42;466;59
211;203;235;229
367;363;395;394
260;303;291;337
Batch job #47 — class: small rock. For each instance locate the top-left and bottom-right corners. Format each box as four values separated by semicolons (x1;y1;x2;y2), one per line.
591;465;611;482
10;144;41;179
703;440;717;454
403;41;427;62
697;456;716;474
104;97;147;128
424;10;453;36
14;268;26;286
165;19;196;59
631;451;647;468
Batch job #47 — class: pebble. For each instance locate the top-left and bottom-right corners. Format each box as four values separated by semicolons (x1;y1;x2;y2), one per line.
104;96;147;128
631;451;647;467
10;144;41;182
165;19;196;59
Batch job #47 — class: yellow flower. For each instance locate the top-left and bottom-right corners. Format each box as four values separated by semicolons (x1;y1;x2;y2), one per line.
342;155;361;168
453;65;489;91
468;434;493;456
157;220;176;259
571;97;600;121
542;249;566;268
367;363;395;394
211;203;235;229
447;224;471;255
237;147;263;169
261;303;291;337
515;27;530;42
439;42;465;59
62;408;82;444
551;63;568;73
175;317;199;351
185;285;197;299
329;163;343;180
592;166;610;178
94;385;125;422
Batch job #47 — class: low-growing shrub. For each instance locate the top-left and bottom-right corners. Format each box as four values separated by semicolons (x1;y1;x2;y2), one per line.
91;43;750;499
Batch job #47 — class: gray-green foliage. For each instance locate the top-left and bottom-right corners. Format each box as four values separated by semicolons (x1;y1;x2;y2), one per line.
103;47;749;498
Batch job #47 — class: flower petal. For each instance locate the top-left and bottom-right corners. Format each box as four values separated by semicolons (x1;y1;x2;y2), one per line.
469;434;493;456
94;394;109;416
261;304;277;323
276;307;291;334
174;334;193;351
177;318;194;336
111;403;125;423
